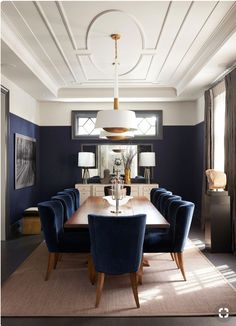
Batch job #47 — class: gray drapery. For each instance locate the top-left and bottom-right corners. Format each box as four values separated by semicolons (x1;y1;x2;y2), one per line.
225;68;236;254
201;89;214;229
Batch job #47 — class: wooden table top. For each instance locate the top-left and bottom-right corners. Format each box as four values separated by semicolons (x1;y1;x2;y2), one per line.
65;196;169;229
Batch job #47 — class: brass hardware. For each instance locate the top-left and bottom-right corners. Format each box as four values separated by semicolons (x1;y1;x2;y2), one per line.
114;98;119;110
111;34;121;40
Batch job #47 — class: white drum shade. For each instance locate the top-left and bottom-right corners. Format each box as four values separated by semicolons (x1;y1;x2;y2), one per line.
139;152;156;167
78;152;95;167
95;110;137;132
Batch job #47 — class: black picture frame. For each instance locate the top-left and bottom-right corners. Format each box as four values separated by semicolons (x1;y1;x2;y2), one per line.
15;133;36;189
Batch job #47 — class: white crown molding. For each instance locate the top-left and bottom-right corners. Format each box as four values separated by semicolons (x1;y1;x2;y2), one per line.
169;2;219;82
11;1;67;85
176;2;236;96
1;13;58;96
57;87;177;100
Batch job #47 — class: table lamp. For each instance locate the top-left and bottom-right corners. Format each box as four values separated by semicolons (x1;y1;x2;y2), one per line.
78;152;95;184
139;152;156;184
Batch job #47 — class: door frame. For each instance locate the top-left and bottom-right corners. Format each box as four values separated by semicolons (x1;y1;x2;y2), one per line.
1;85;10;240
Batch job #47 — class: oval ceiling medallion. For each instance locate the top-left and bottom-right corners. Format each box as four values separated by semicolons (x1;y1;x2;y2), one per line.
87;10;144;76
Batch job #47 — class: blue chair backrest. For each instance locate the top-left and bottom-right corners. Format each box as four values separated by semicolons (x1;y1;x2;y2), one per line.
153;190;172;210
162;195;182;220
168;200;195;252
57;191;75;210
51;194;74;222
64;188;80;209
38;200;64;252
159;194;181;217
88;214;146;275
150;187;166;203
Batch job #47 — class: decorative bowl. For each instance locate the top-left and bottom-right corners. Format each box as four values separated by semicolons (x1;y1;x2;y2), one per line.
103;196;133;206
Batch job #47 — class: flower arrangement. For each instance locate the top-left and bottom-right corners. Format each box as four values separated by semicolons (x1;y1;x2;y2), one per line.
122;148;137;170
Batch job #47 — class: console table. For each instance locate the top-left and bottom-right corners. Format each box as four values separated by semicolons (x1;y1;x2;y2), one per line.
75;183;159;205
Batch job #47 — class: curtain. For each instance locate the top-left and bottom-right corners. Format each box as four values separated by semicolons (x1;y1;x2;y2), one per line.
225;68;236;254
201;89;214;229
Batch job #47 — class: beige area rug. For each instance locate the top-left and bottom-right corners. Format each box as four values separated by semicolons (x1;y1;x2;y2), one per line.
2;241;236;316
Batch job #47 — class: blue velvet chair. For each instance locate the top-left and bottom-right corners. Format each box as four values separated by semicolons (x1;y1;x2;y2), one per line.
88;214;146;308
152;189;172;210
159;194;182;219
38;200;90;280
143;200;195;281
64;188;80;210
150;187;166;203
51;194;74;222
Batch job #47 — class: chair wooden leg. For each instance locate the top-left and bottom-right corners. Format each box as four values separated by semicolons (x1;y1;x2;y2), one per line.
130;272;140;308
174;252;180;269
54;253;60;269
177;252;186;281
170;252;174;261
88;255;96;285
45;252;55;281
95;272;105;307
58;253;63;261
137;256;144;285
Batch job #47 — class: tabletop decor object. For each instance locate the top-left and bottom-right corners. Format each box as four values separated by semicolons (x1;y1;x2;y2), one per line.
122;148;137;184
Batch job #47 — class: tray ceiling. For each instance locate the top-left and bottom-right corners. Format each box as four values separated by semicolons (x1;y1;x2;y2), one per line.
1;1;236;101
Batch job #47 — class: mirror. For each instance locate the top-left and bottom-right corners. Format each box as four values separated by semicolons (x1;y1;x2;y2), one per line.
97;145;138;177
81;143;153;178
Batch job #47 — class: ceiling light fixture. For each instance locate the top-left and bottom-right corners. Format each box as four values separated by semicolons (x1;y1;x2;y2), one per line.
95;34;137;140
99;129;134;140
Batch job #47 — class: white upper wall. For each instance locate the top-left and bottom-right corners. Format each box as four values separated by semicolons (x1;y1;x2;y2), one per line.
38;101;201;126
1;75;40;125
195;95;205;124
1;74;205;126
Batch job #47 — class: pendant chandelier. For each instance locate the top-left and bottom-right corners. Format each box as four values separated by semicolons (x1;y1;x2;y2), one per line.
95;34;137;140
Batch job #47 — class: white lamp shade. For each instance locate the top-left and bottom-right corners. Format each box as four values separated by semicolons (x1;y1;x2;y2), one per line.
78;152;95;167
95;110;137;131
139;152;156;167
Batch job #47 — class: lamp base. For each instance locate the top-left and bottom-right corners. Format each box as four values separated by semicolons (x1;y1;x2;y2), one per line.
144;167;151;184
82;168;90;184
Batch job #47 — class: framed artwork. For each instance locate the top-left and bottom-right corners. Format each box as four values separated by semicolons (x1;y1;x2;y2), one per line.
15;133;36;189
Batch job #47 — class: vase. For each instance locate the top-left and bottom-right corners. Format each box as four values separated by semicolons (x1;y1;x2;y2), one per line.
124;168;131;184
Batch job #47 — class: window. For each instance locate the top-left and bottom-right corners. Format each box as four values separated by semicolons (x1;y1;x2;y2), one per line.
213;81;226;171
71;110;163;140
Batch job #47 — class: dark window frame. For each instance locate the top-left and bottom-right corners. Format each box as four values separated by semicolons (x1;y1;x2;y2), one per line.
71;110;163;140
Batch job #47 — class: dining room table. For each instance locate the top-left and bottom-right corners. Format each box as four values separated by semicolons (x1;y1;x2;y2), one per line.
64;196;170;229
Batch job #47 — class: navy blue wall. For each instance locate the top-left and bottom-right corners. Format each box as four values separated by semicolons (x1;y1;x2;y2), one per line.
9;113;40;224
8;115;204;224
39;124;204;214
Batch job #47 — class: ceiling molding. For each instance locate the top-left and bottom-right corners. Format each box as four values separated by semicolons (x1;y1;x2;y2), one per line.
155;1;193;80
11;1;67;85
169;1;219;82
56;1;78;50
1;13;58;96
176;2;236;96
85;9;145;50
33;1;78;82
